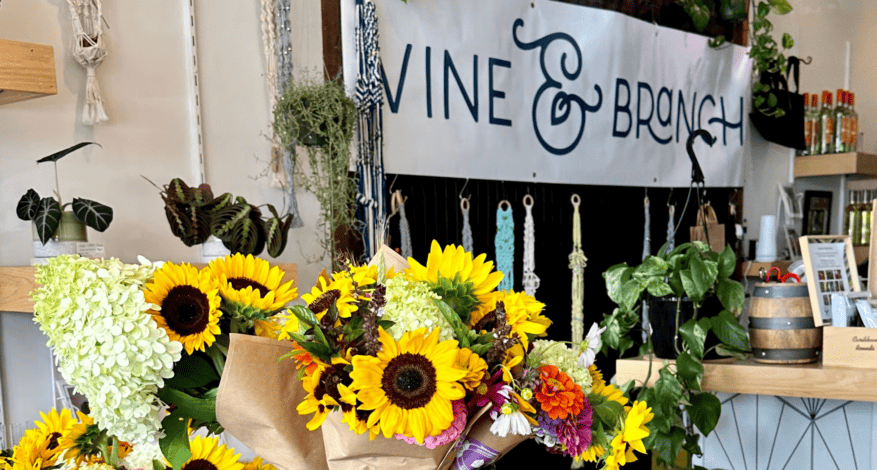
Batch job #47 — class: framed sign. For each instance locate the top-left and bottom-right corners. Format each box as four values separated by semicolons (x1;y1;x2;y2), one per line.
800;235;862;326
801;191;833;236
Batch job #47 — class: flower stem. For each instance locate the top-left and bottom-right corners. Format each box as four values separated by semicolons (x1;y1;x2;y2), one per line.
674;296;683;356
54;161;62;206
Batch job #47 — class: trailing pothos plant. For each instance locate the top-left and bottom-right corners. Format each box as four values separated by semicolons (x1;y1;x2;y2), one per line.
16;143;113;244
155;178;294;257
600;241;750;468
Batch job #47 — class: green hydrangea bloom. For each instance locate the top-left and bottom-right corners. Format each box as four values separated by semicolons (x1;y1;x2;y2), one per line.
382;274;454;342
531;340;592;390
32;255;183;444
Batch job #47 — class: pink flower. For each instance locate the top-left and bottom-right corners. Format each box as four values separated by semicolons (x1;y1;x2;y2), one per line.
395;400;467;449
468;370;506;416
556;399;593;457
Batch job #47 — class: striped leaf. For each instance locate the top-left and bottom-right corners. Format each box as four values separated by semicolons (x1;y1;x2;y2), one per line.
71;198;113;232
16;189;41;221
211;199;251;239
34;197;62;245
36;142;101;163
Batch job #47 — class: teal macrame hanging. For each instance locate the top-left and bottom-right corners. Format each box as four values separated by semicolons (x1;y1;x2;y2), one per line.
495;200;514;292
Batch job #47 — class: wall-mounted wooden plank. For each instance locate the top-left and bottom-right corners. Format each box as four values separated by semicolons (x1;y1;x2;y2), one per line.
0;267;36;313
0;39;57;106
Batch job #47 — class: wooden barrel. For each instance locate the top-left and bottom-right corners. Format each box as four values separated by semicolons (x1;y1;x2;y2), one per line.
749;282;822;364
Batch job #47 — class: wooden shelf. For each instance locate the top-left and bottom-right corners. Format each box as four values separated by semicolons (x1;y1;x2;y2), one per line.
616;355;877;402
1;264;298;314
741;260;793;278
0;39;57;106
794;152;877;178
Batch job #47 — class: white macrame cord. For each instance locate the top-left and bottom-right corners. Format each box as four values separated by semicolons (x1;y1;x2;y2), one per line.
67;0;108;125
522;194;540;297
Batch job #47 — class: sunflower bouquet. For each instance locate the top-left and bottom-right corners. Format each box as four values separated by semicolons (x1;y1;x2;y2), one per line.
31;253;299;470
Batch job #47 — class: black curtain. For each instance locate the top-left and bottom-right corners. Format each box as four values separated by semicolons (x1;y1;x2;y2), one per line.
384;174;742;468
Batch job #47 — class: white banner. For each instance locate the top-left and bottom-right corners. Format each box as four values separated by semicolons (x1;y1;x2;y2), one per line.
342;0;751;187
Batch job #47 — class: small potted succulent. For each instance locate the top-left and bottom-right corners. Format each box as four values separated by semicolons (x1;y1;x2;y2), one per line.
16;143;113;246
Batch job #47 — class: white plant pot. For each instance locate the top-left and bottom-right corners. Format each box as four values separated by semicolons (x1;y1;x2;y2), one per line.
201;236;231;263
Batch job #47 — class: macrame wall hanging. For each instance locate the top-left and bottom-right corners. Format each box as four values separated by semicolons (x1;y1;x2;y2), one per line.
666;203;676;252
261;0;304;228
495;200;514;292
391;190;412;259
461;198;474;253
522;195;540;297
354;0;387;258
569;194;587;343
641;194;651;342
67;0;108;125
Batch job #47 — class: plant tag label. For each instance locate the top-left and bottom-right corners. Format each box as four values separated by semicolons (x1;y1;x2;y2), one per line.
76;242;106;258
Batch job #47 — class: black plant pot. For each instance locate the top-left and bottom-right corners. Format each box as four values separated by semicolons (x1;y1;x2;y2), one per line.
648;295;723;360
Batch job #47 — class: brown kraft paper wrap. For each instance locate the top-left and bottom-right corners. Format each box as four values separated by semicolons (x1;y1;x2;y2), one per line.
216;334;329;470
320;410;456;470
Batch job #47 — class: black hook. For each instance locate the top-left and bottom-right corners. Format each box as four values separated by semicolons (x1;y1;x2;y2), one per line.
686;129;715;185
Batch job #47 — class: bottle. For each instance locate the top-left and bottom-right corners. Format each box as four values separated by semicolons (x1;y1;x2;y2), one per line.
835;89;846;153
849;191;861;243
800;92;812;156
861;190;873;246
850;92;859;152
844;189;855;236
820;91;835;154
810;94;822;155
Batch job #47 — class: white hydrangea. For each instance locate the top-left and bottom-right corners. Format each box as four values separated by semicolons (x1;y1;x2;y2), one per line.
382;275;455;342
531;340;593;390
121;439;164;470
33;255;183;444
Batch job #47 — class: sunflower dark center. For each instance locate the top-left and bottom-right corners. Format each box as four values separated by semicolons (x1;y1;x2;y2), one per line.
163;285;210;336
47;432;62;450
182;459;218;470
228;277;270;297
382;353;437;410
309;289;342;314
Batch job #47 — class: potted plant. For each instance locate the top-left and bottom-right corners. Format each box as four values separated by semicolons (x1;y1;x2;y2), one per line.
16;142;113;245
273;77;357;268
151;177;294;258
600;241;750;468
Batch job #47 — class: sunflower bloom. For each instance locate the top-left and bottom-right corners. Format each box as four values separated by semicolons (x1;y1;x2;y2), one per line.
302;276;359;319
405;241;504;317
242;457;276;470
182;436;244;470
535;365;584;420
456;348;488;391
144;262;222;354
209;253;298;312
57;411;100;465
469;290;549;347
350;327;468;444
605;401;653;469
33;408;76;453
297;359;356;431
588;364;605;387
577;444;606;462
591;381;629;406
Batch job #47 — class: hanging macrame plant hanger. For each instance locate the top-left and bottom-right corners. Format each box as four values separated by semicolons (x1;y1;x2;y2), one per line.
68;0;108;125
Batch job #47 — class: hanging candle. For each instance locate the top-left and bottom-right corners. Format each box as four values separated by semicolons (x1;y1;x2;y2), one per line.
461;198;474;253
522;195;540;297
569;194;587;343
495;200;514;292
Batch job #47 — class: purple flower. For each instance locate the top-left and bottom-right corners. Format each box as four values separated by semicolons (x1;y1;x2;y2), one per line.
555;399;593;457
468;370;506;415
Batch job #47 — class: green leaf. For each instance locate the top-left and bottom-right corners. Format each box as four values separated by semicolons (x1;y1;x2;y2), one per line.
687;392;722;435
34;197;62;245
71;198;113;232
36;142;101;163
165;354;219;390
16;189;41;221
681;1;711;32
594;400;625;428
716;278;745;314
676;352;704;391
680;271;703;305
290;305;319;327
158;387;216;423
299;341;334;362
646;278;674;298
715;343;750;360
782;32;794;49
160;410;192;470
679;318;711;359
312;324;330;346
768;0;793;15
757;2;770;18
717;245;736;279
603;263;633;305
709;36;727;48
636;256;669;278
600;308;638;355
647;427;687;465
686;255;714;304
617;278;645;312
211;200;251;239
265;213;293;258
654;366;684;419
755;95;767;108
432;299;471;348
710;310;750;351
767;93;778;108
152;459;167;470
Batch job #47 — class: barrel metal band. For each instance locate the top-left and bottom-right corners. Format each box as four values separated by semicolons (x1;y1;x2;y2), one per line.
754;284;810;298
753;348;820;361
749;316;816;330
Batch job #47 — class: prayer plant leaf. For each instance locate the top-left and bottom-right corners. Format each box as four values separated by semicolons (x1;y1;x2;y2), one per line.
71;198;113;232
16;189;40;221
36;142;101;163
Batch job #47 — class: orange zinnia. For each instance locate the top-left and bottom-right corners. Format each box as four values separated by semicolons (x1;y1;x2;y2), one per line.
291;342;320;376
536;365;584;420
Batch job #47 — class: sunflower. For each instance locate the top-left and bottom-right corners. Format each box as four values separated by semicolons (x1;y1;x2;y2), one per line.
469;290;549;348
591;381;628;406
209;253;298;313
242;457;276;470
577;444;606;463
296;359;356;431
350;327;467;444
57;411;102;465
501;344;525;384
605;401;653;470
588;365;605;388
301;276;359;319
405;241;504;319
181;436;244;470
144;262;222;355
33;409;76;454
9;429;56;468
456;348;487;391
